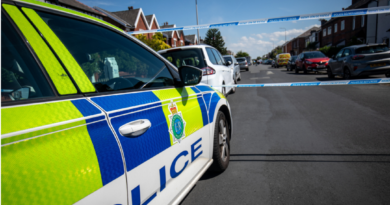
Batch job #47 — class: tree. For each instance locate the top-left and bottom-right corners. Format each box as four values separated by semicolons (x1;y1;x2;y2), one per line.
235;50;249;58
256;56;261;60
135;33;171;51
204;28;228;55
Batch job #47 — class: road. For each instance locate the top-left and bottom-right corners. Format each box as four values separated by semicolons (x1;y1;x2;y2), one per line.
182;64;390;204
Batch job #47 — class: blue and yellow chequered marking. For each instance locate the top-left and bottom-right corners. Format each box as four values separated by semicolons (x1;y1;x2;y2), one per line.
1;99;124;205
90;86;213;172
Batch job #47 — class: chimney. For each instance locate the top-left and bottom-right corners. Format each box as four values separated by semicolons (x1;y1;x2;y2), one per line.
128;6;133;10
342;8;345;10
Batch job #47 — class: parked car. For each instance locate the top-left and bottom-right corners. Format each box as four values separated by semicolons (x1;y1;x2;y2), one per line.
275;53;291;68
287;55;298;71
245;56;252;66
1;2;233;205
263;59;272;65
236;57;249;71
327;44;390;79
223;55;241;85
159;45;235;96
295;51;330;74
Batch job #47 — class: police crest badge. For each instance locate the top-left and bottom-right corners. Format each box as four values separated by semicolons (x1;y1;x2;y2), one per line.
168;100;186;144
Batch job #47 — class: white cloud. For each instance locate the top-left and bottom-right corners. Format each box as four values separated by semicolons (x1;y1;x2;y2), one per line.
226;24;321;57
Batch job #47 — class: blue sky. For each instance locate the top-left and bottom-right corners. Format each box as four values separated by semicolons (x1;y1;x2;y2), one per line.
79;0;352;57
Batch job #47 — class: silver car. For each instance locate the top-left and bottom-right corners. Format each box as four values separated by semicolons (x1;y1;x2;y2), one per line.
223;55;241;83
327;44;390;79
236;57;249;71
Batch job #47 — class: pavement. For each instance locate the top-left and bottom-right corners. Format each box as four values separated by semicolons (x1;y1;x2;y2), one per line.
181;64;390;205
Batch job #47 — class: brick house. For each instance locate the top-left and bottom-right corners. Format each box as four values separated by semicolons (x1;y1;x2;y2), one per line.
145;14;160;39
111;7;150;35
289;27;320;55
185;34;198;45
160;23;185;48
319;0;374;47
42;0;105;19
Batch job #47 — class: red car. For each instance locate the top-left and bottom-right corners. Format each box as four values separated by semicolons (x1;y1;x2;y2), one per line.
295;51;330;74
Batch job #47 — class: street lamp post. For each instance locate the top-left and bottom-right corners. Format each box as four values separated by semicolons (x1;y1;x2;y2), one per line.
196;0;200;44
280;27;286;53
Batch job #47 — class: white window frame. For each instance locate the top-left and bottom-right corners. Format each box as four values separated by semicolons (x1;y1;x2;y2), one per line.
323;29;326;37
361;15;365;27
341;20;345;30
173;39;177;48
334;23;338;33
328;26;332;35
353;16;355;30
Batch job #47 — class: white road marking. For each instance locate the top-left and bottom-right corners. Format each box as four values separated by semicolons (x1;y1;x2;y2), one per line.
267;71;274;75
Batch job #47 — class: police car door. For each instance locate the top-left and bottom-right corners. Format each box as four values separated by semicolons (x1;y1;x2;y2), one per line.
29;8;211;204
1;4;127;205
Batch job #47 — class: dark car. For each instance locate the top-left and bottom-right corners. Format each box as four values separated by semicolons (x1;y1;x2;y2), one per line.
295;51;330;74
327;44;390;79
287;56;297;71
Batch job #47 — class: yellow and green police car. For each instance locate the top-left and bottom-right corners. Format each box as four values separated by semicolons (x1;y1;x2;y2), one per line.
1;0;233;204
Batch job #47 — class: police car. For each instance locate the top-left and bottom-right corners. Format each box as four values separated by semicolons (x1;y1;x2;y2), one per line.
1;0;233;204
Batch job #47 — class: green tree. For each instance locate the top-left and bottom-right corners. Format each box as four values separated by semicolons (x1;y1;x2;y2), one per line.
256;56;261;60
235;50;249;58
135;33;171;51
204;28;228;55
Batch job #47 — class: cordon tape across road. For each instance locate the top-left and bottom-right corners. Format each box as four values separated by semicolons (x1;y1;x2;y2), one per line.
211;78;390;88
128;6;390;35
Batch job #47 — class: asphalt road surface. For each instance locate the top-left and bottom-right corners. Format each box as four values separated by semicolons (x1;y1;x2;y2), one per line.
182;64;390;205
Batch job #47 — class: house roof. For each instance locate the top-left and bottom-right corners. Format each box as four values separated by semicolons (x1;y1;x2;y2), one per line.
145;14;160;30
112;8;141;27
161;24;177;38
297;27;321;38
94;7;132;28
185;34;197;43
145;15;153;26
58;0;105;16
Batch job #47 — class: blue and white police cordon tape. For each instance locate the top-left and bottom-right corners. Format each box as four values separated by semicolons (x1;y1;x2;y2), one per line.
128;6;390;35
211;78;390;88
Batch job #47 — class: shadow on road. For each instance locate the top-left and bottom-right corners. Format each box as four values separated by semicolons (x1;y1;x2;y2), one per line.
229;153;390;163
199;170;224;181
315;76;381;81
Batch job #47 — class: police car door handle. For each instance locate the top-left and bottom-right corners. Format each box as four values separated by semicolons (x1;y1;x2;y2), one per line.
119;119;151;137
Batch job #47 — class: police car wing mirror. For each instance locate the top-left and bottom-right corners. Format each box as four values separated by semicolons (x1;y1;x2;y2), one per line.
119;119;151;138
178;65;202;86
9;87;30;101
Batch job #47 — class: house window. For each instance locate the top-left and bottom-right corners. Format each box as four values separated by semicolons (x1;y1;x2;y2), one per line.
173;39;176;48
328;26;332;35
361;15;365;27
353;16;355;30
334;23;338;33
323;29;326;37
341;20;345;30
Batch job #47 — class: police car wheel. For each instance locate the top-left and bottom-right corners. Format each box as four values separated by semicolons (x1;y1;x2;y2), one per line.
210;111;230;172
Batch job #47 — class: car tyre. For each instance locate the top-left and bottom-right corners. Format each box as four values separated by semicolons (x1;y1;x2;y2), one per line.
303;66;308;74
210;111;230;172
343;68;351;79
327;67;335;79
386;72;390;78
295;67;299;74
287;65;290;71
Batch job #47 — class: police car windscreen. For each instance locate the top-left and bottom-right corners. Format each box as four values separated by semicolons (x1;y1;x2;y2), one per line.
161;49;206;69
